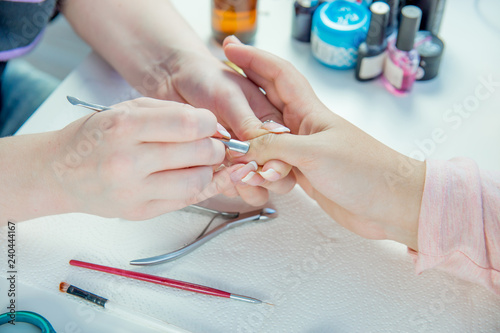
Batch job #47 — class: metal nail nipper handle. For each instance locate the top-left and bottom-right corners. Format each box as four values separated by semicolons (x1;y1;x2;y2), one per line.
130;208;277;266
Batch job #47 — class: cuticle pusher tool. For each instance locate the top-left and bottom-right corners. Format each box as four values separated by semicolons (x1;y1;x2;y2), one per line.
67;95;112;112
66;96;250;154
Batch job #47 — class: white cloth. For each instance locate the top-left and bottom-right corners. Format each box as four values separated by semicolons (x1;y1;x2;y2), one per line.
1;187;499;332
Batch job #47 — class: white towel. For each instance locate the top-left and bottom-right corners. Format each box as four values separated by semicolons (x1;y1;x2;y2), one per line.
1;186;499;332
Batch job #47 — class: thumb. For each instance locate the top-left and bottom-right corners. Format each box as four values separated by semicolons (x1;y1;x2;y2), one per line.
229;132;317;169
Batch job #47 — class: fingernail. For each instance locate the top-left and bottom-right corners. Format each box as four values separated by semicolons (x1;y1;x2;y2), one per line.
216;123;231;139
230;161;258;183
241;171;266;186
242;171;256;183
248;161;258;170
226;35;243;45
258;168;281;182
261;120;290;134
214;164;226;172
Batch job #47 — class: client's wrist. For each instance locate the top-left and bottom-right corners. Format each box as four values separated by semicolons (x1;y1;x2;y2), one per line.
384;156;426;251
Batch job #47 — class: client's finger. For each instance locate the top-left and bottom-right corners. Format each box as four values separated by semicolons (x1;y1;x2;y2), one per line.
229;132;318;173
259;159;292;182
261;172;296;194
223;36;316;119
236;184;270;207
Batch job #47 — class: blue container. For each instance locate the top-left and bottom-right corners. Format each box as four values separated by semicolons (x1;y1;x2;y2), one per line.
311;1;370;69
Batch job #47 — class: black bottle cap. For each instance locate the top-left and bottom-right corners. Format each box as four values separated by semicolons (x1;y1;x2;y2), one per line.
396;5;422;51
366;2;390;47
382;0;399;37
297;0;319;7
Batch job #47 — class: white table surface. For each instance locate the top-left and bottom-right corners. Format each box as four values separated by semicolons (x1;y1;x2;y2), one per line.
2;0;500;332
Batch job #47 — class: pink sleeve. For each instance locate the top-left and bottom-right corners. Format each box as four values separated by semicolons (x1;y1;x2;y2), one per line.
409;157;500;296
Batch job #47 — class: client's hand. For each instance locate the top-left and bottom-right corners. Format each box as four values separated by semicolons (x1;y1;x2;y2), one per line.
223;37;425;250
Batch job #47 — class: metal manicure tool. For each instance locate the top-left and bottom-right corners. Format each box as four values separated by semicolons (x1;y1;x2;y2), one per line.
130;206;278;266
66;96;250;154
67;95;112;112
216;139;250;154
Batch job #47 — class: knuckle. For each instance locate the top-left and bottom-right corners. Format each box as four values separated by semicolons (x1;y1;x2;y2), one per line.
199;139;225;164
238;116;263;138
253;133;276;152
179;107;216;139
105;108;134;137
178;109;202;139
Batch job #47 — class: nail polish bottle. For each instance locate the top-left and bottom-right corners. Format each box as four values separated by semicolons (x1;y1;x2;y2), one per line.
320;0;373;5
382;0;399;38
211;0;258;44
415;30;444;81
355;2;390;81
311;1;370;69
403;0;446;35
291;0;320;43
383;5;422;93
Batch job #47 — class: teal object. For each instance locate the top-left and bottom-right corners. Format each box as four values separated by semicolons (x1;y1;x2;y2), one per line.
0;311;56;332
311;1;370;69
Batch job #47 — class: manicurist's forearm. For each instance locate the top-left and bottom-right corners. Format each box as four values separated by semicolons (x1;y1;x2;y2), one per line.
62;0;211;96
0;133;74;223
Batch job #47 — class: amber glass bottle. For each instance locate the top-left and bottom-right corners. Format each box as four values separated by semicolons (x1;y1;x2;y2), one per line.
211;0;258;44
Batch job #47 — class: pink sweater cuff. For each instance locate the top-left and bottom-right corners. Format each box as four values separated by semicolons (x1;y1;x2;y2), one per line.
409;158;500;296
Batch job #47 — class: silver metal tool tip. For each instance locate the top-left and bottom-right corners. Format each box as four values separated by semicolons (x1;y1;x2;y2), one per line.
230;294;263;304
216;139;250;154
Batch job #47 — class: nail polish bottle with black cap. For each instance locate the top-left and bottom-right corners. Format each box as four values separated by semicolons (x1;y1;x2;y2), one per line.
292;0;320;42
355;2;390;81
382;0;399;38
383;5;422;93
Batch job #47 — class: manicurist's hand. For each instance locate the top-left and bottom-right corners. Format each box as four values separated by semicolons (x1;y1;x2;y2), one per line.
158;48;285;140
153;49;298;205
223;37;426;250
61;0;295;206
0;98;235;223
